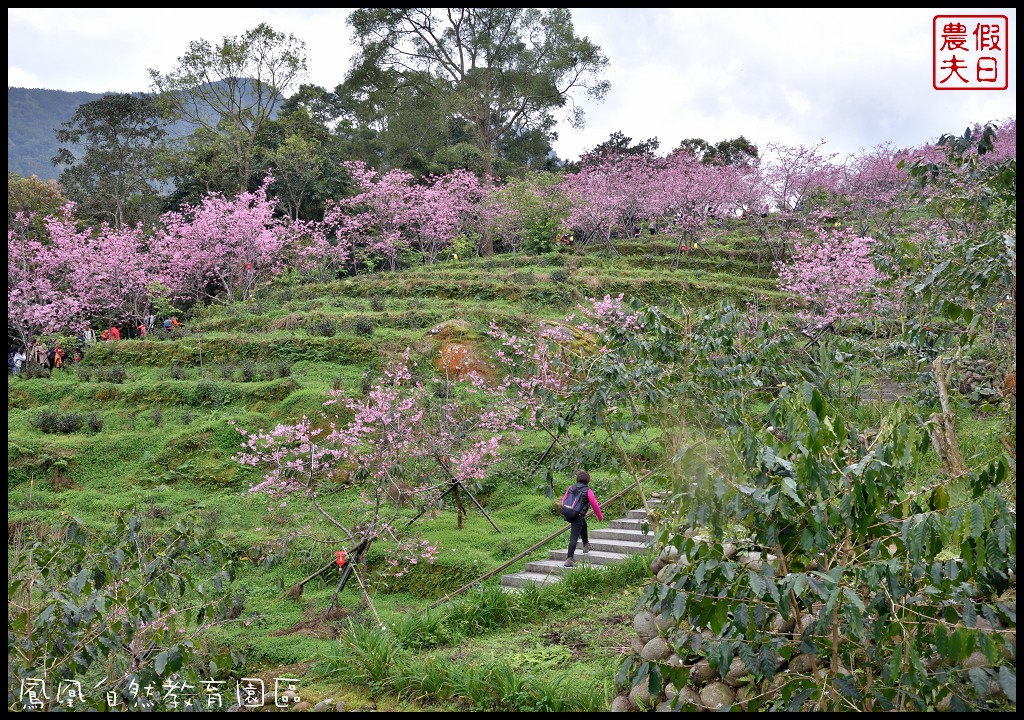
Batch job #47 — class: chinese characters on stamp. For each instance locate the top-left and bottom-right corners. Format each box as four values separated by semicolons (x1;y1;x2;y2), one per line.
934;15;1009;90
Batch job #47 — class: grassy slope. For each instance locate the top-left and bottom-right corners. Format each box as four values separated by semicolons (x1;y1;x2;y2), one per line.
7;225;1009;710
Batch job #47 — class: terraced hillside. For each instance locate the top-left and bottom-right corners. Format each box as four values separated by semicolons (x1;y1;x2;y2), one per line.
7;228;795;711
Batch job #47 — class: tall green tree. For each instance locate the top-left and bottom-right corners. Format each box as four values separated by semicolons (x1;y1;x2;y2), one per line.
50;93;167;229
8;172;64;238
148;22;308;194
342;8;610;212
583;130;660;161
677;135;759;167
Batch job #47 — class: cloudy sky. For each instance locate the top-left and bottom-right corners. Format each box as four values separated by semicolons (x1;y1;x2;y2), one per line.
8;8;1017;162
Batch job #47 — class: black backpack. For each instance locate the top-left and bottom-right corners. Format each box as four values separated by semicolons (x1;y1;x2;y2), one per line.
561;482;589;521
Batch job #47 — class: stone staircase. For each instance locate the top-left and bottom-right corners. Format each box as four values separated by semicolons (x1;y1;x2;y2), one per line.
500;508;654;591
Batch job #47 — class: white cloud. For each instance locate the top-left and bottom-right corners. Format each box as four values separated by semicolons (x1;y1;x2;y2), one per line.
7;7;1017;162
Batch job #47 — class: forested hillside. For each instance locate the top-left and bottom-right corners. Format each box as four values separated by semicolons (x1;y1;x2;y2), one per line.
7;87;105;179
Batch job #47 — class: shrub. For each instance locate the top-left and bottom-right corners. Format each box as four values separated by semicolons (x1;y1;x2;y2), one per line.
76;366;93;382
170;365;187;380
152;405;163;427
275;360;292;378
309;318;336;337
550;268;570;284
30;409;60;434
22;363;51;379
240;361;257;382
193;379;232;407
352;316;375;337
94;366;127;384
86;411;104;433
218;363;236;380
31;409;85;434
55;412;85;434
370;295;386;312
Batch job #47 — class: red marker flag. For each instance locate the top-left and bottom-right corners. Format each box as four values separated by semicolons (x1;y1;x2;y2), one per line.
336;550;347;568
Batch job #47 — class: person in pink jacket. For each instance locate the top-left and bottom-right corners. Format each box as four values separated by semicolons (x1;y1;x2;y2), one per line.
562;470;603;567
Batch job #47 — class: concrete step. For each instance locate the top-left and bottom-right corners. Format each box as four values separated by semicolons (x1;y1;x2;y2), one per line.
523;558;609;577
546;548;634;566
561;537;649;555
500;572;562;589
610;517;651;530
589;527;653;543
499;506;658;592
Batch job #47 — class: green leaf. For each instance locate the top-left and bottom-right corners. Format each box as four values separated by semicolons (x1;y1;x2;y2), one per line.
155;650;168;676
748;570;765;598
968;666;989;698
968;503;986;540
998;666;1016;703
710;602;729;634
842;587;865;612
834;675;862;700
69;568;90;596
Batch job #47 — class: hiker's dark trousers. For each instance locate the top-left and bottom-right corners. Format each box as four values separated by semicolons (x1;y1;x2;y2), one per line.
567;514;589;559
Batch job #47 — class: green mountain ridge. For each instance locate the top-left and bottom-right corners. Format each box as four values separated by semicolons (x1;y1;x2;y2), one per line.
8;82;279;181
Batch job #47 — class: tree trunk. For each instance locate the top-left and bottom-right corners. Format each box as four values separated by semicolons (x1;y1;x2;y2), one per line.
477;122;495;256
928;357;967;478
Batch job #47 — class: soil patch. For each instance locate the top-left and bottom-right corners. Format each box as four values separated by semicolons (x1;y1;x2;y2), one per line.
270;607;348;639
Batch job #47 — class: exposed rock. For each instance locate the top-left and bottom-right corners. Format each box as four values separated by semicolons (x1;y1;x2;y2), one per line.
738;552;763;572
610;695;632;712
631;636;646;655
655;700;675;712
290;701;311;712
334;701;346;713
771;613;795;634
663;682;678;701
664;653;685;668
634;611;658;644
722;542;736;559
674;688;702;710
660;545;680;563
628;677;652;710
312;699;335;712
724;656;751;687
769;671;790;692
798;613;817;634
982;679;1006;701
789;654;818;674
654;612;675;635
699;682;735;710
735;685;751;711
690;659;717;685
641;636;671;662
962;650;987;669
651;557;666;576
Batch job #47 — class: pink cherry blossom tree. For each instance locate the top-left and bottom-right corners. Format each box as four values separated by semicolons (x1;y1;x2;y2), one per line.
8;204;164;348
234;345;527;600
151;175;307;304
774;226;888;333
